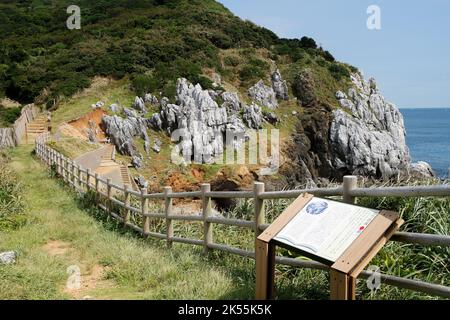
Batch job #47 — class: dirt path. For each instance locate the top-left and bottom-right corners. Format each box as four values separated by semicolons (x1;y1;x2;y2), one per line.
0;145;238;300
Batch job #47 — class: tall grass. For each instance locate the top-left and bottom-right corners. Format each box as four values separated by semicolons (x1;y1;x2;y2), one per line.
0;152;26;231
74;178;449;300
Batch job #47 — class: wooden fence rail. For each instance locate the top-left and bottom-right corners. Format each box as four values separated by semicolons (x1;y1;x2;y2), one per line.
35;132;450;299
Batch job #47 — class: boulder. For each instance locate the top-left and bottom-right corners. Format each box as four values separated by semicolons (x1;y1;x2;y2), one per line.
144;93;159;105
132;154;143;169
153;138;162;153
132;96;147;113
409;161;436;178
134;175;148;189
248;80;278;110
0;251;16;265
243;104;263;129
109;103;120;113
221;92;241;113
271;69;289;100
263;112;278;125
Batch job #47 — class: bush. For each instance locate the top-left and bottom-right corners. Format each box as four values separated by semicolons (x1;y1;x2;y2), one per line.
0;106;22;126
239;65;266;83
131;74;159;96
328;63;350;81
224;56;240;67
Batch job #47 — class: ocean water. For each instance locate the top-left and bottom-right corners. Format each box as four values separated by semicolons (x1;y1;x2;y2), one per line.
401;108;450;178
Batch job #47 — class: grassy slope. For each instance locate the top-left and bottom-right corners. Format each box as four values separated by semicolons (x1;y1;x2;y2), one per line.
0;145;236;299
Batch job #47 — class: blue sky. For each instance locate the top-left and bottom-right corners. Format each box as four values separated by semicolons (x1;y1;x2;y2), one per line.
219;0;450;108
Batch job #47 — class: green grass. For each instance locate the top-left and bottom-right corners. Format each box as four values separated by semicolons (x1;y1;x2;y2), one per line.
49;137;101;160
0;145;448;300
51;78;135;130
0;145;237;299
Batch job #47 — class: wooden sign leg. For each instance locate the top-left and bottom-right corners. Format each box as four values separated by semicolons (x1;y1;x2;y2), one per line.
347;276;357;300
255;240;276;300
330;270;357;300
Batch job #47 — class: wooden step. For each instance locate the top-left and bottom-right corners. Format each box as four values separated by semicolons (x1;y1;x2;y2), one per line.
27;130;46;134
99;160;118;167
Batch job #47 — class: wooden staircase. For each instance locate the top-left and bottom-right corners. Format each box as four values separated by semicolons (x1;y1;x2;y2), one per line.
25;116;48;144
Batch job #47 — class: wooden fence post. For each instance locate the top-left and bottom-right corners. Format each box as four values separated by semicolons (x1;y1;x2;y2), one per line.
339;175;359;300
141;188;149;236
69;161;74;186
202;184;212;254
123;184;131;226
343;175;358;205
254;182;265;237
106;178;112;215
86;169;91;190
62;157;66;181
164;186;173;248
77;165;83;191
56;153;60;175
95;173;100;205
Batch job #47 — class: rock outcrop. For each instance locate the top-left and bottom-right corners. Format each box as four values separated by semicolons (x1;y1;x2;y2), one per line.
102;113;149;168
248;80;278;110
243;104;263;129
221;92;242;113
148;78;249;164
271;69;289;100
330;73;411;179
284;71;416;183
133;96;147;113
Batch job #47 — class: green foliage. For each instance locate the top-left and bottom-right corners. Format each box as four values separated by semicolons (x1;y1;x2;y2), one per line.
131;74;159;97
239;58;270;83
224;55;240;67
0;105;21;126
0;151;26;230
328;63;351;81
0;0;279;105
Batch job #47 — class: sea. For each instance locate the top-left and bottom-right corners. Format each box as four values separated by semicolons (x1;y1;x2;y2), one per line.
401;108;450;179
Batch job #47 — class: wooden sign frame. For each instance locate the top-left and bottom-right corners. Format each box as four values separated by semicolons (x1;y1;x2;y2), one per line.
255;193;404;300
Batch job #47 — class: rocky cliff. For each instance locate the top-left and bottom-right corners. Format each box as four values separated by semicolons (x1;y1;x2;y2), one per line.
330;73;411;179
283;71;432;185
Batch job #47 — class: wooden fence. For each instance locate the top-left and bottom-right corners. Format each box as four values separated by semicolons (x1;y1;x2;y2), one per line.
35;132;450;299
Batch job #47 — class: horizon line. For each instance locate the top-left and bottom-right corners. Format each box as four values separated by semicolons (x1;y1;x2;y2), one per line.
399;106;450;109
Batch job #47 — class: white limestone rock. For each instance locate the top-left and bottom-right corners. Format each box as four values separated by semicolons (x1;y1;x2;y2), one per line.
271;69;289;100
330;73;412;179
248;80;278;110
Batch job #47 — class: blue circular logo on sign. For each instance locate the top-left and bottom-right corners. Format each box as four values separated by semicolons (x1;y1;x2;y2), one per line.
306;201;328;215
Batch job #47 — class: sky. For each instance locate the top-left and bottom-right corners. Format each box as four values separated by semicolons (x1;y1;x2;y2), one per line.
219;0;450;108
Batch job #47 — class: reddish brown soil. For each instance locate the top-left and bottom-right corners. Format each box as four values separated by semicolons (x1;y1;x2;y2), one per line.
59;108;107;141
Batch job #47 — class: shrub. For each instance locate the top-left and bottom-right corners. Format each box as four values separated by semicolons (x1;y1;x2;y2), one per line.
224;56;240;67
0;106;22;125
239;65;266;83
131;74;159;96
328;63;350;81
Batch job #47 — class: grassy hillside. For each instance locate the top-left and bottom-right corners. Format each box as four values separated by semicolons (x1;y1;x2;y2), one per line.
0;0;353;109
